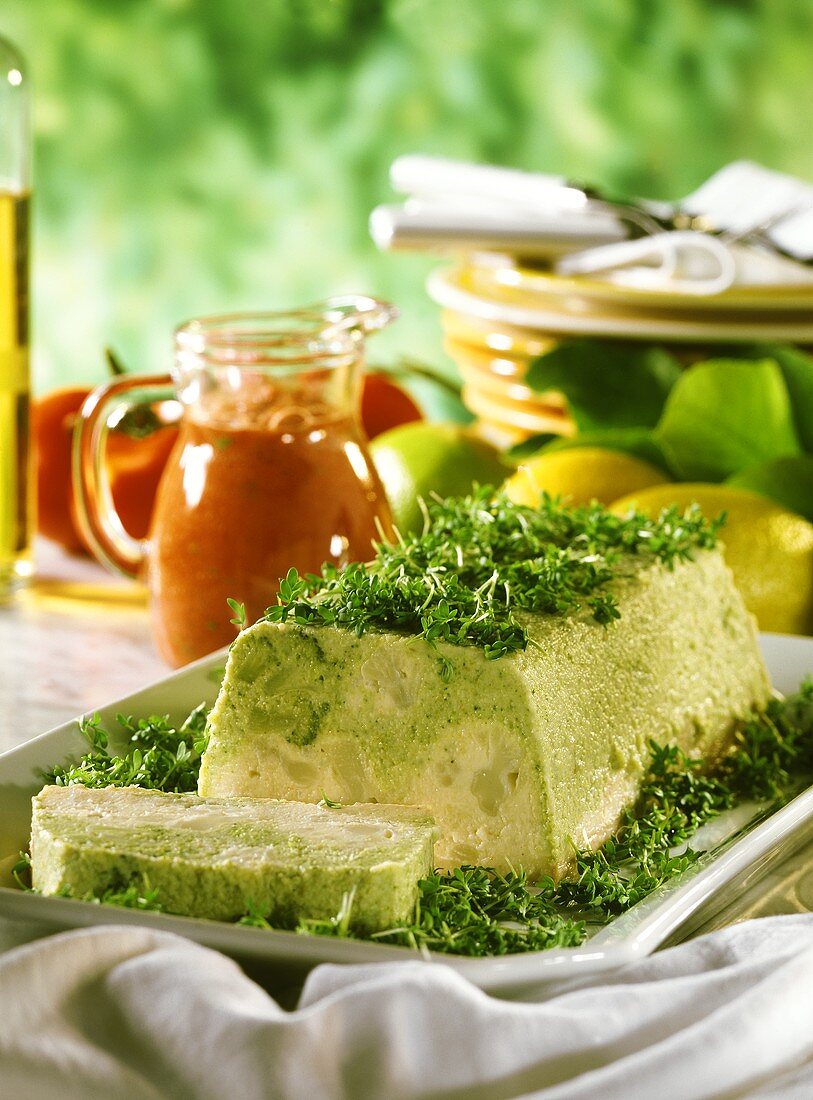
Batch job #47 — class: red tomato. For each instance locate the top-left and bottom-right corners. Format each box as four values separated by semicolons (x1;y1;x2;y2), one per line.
33;386;177;554
361;373;422;439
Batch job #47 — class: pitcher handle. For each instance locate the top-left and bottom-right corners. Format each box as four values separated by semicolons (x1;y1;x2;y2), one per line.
72;373;175;579
320;295;399;336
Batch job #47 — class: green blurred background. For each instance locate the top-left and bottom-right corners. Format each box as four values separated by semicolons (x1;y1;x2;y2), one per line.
4;0;813;394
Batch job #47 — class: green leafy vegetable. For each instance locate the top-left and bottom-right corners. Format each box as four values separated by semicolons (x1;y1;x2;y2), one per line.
66;881;164;912
296;887;357;939
238;889;360;937
45;704;209;793
505;433;558;461
654;358;801;481
237;900;274;930
739;344;813;453
525;340;681;431
515;341;813;519
727;455;813;521
723;681;813;801
266;489;721;666
227;598;247;631
12;851;32;891
373;868;585;956
110;405;167;441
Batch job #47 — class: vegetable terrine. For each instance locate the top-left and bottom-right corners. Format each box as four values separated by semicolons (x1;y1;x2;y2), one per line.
30;784;438;932
198;496;770;879
200;490;774;884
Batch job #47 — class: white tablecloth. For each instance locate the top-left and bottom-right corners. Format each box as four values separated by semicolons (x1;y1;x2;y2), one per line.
2;916;812;1099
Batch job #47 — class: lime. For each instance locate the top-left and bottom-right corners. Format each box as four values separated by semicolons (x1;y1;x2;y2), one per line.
504;447;668;508
610;483;813;636
370;422;508;534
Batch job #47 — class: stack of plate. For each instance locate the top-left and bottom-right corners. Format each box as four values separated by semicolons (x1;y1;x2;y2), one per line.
428;261;813;445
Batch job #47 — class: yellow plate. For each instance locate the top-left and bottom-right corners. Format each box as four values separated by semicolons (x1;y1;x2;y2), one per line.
441;310;738;370
429;267;813;344
462;384;574;437
444;336;567;409
480;259;813;314
441;310;558;359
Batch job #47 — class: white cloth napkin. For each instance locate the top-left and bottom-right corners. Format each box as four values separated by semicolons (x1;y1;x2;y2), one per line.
2;915;813;1100
379;156;813;294
556;162;813;292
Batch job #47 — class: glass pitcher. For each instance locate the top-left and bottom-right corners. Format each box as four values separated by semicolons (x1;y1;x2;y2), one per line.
73;297;396;666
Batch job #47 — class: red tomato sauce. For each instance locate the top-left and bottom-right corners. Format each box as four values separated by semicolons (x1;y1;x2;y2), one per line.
146;411;390;666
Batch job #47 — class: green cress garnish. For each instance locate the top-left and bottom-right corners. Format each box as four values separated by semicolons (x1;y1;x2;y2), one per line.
45;705;209;793
265;489;722;672
227;598;248;632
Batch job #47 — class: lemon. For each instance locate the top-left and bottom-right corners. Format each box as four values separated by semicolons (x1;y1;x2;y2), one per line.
504;447;667;508
610;483;813;636
370;422;509;535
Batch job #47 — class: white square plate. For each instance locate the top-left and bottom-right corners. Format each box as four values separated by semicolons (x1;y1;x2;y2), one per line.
1;634;812;995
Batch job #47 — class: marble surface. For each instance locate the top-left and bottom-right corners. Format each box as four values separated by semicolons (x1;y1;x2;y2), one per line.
0;540;167;753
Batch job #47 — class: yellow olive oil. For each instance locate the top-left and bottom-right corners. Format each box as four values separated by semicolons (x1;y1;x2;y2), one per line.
0;190;32;593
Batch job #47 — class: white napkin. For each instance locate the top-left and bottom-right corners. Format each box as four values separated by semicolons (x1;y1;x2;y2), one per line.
556;162;813;292
683;161;813;261
2;916;813;1099
379;156;813;294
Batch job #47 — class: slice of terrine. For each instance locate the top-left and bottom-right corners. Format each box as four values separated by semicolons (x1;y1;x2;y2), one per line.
198;550;770;879
30;784;438;932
